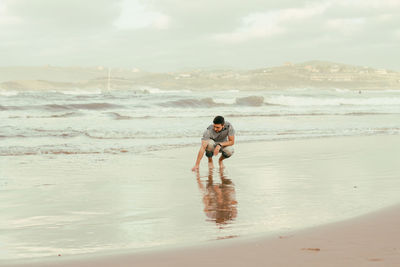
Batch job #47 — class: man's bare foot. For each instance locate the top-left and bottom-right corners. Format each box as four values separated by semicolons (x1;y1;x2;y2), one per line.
218;156;225;169
208;161;214;169
218;159;225;169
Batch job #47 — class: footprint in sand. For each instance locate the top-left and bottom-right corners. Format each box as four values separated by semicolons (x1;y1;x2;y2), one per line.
301;248;321;252
368;258;383;262
279;235;293;239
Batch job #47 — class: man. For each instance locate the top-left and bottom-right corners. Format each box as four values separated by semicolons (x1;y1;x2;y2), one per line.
191;116;235;171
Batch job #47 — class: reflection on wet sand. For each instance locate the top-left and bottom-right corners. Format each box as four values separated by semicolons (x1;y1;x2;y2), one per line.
196;169;238;225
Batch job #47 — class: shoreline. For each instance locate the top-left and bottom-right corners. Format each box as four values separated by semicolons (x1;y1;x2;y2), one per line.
1;86;400;93
4;202;400;266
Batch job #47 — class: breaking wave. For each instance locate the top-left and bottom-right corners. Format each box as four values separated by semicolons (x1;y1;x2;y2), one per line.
235;96;265;106
0;103;123;111
0;105;25;111
105;112;133;120
158;96;268;108
142;87;192;94
265;95;400;106
31;112;81;118
0;90;19;96
158;98;221;108
44;103;124;111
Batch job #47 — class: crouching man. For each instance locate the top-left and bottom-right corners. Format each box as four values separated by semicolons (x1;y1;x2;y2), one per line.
191;116;235;171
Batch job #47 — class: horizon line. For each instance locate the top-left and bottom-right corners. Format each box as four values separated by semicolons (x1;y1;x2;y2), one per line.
0;60;398;73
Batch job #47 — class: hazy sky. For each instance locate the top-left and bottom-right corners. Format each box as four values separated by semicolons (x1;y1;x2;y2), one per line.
1;0;399;71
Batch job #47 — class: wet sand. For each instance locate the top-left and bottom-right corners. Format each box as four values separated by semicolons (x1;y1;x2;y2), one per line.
5;203;400;267
2;135;400;266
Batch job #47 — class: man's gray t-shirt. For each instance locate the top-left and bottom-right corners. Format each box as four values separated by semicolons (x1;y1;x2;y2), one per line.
201;121;235;142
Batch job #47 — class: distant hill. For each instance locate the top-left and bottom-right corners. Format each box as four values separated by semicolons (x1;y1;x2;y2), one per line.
0;66;147;83
1;62;399;91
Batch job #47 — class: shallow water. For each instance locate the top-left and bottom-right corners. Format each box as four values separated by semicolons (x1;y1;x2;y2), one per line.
1;135;400;261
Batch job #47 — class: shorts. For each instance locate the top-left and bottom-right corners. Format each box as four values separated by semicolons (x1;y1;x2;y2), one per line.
204;139;234;158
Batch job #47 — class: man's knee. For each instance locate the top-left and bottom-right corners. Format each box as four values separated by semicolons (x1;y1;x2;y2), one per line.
205;151;213;158
204;140;215;158
205;140;215;152
221;147;234;158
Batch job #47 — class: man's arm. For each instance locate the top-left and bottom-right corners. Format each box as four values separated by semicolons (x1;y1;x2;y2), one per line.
213;136;235;156
220;136;235;147
192;140;208;171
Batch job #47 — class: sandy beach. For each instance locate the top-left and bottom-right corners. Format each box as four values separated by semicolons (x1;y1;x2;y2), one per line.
2;135;400;266
5;203;400;267
2;0;400;265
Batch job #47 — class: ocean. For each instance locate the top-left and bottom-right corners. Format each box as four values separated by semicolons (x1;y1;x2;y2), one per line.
1;88;400;156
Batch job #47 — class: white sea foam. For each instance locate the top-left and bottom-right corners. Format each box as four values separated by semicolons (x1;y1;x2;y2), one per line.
265;95;400;106
213;98;236;105
0;90;19;96
58;89;103;95
334;88;351;93
142;87;191;94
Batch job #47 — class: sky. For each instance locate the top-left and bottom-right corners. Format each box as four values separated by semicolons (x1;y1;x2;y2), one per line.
0;0;399;71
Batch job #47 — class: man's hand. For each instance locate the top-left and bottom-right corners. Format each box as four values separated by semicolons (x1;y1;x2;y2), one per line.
213;144;221;156
192;141;208;172
191;165;199;172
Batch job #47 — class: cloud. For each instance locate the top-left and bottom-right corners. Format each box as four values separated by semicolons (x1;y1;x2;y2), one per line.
1;0;120;31
114;0;170;30
0;0;22;25
325;17;366;35
335;0;400;9
213;3;329;43
395;30;400;40
0;0;399;70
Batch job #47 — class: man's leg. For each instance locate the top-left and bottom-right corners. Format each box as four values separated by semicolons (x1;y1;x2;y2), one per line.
219;146;234;169
208;156;214;169
221;146;234;158
205;140;216;169
218;155;225;169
